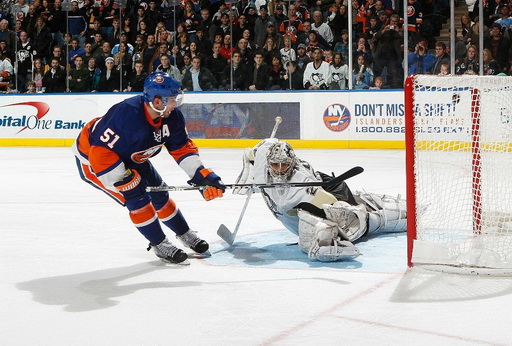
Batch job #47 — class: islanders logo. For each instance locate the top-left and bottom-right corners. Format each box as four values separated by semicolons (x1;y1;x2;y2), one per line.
323;103;351;132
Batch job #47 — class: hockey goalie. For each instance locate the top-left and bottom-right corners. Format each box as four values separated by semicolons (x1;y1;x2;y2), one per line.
235;138;407;262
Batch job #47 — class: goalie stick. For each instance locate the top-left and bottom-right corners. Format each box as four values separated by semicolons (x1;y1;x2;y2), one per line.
215;166;364;245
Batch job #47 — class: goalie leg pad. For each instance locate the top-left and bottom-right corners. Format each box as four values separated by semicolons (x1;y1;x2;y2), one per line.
298;209;360;261
233;148;254;195
356;193;407;234
322;201;369;242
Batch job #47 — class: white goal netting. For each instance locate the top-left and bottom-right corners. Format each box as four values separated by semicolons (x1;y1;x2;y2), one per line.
406;75;512;273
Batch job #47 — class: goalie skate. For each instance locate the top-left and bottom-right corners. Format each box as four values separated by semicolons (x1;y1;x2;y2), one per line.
310;240;361;262
147;237;190;265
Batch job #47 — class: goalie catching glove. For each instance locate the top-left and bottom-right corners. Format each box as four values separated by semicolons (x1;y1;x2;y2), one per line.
188;166;226;201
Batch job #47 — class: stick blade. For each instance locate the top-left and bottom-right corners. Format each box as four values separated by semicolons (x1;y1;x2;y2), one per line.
217;224;235;245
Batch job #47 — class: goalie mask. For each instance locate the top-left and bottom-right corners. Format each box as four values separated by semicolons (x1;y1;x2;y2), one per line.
143;72;183;117
266;141;297;183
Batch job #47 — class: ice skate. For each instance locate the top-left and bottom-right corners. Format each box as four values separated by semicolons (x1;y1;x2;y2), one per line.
177;230;210;256
147;237;189;264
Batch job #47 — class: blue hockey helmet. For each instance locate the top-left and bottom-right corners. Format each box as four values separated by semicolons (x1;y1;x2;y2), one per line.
143;72;183;110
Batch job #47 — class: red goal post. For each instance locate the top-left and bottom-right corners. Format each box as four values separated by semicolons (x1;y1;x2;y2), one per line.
405;75;512;275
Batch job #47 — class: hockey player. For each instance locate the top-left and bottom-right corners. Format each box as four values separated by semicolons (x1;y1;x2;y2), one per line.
72;72;226;264
235;138;406;261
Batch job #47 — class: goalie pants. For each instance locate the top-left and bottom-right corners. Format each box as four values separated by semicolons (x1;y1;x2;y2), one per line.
75;158;189;243
298;171;358;219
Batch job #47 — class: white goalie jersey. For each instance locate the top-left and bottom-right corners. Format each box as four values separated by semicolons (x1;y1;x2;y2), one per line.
251;138;322;234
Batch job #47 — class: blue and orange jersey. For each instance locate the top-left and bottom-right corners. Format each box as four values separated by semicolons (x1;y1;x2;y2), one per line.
75;95;199;178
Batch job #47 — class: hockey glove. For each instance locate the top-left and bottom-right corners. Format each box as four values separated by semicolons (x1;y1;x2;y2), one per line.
114;169;146;201
188;166;226;201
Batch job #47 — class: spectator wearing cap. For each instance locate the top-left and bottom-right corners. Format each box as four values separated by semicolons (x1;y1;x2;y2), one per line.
484;22;510;73
254;5;276;48
97;56;120;92
306;31;327;52
212;1;229;23
111;32;134;55
494;4;512;35
273;3;287;27
295;43;311;71
258;21;283;50
243;2;259;29
209;12;231;43
377;9;390;28
333;29;349;63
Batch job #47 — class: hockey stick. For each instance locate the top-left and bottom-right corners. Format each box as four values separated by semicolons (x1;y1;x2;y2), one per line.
146;166;364;192
213;166;364;246
216;116;281;245
270;116;282;138
217;188;253;245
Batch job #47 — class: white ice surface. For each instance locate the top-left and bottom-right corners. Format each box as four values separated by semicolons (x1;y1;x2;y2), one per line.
2;147;512;346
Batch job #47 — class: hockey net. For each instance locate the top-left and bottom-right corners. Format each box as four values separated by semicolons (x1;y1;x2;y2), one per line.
405;75;512;275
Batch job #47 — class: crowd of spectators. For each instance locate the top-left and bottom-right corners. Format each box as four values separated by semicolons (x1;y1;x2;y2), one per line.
0;0;507;94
